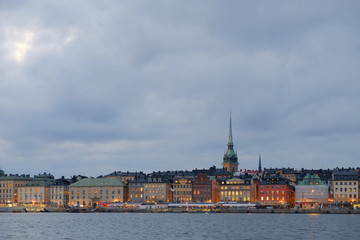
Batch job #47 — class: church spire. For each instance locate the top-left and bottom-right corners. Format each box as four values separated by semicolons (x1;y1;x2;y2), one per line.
228;110;234;150
222;111;238;172
258;154;262;171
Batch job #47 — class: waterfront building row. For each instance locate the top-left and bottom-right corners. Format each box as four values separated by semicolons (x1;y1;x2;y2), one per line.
0;168;359;208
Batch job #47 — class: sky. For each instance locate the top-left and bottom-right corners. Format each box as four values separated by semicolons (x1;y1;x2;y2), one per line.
1;0;360;178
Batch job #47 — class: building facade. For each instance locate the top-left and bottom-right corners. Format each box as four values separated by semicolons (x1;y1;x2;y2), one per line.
0;175;33;204
18;180;53;205
332;169;358;203
192;174;220;203
258;177;295;207
69;177;127;207
128;178;146;203
173;176;194;203
220;177;252;202
295;173;328;208
50;177;71;207
143;175;172;203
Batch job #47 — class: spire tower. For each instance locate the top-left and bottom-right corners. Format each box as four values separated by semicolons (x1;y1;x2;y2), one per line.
222;111;239;173
258;154;262;171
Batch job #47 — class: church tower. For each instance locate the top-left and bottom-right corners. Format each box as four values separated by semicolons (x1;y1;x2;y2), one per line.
258;154;262;171
222;113;239;172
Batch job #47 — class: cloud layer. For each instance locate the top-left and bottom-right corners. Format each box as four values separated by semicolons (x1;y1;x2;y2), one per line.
1;0;360;177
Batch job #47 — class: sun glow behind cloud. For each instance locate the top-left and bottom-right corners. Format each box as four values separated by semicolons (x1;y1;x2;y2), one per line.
9;30;34;62
3;27;78;63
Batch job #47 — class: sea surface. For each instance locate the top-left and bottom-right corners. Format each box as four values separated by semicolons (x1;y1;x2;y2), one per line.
0;212;359;240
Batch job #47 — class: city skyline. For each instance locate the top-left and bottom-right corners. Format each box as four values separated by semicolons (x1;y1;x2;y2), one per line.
1;1;360;177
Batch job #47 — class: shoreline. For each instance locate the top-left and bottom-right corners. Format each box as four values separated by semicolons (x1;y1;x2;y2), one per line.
1;207;359;214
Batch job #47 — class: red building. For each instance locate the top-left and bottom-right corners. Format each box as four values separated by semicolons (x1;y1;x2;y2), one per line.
192;174;220;203
258;176;295;207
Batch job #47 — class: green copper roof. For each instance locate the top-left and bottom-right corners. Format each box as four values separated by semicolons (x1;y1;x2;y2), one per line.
69;177;126;187
298;174;326;186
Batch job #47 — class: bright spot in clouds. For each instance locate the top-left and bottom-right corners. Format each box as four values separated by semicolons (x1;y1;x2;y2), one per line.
11;31;34;62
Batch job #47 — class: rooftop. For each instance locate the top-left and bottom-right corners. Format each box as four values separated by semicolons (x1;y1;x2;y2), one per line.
69;177;126;187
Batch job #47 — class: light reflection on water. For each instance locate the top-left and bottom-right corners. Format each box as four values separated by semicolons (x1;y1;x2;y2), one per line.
0;213;359;240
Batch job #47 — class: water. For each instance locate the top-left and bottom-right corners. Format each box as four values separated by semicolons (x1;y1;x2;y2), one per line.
0;213;359;240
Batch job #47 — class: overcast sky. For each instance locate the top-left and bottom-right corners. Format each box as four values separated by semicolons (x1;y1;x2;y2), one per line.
1;0;359;178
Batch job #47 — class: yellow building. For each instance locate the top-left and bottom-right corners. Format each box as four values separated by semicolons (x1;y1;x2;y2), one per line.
220;177;252;202
173;176;194;203
69;177;127;207
18;180;53;205
0;175;33;204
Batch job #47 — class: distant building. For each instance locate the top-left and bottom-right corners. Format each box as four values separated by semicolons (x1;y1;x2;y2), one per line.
193;166;232;178
331;169;358;203
18;180;54;205
222;114;239;172
105;171;146;184
264;168;296;182
258;176;295;207
128;178;146;203
173;175;195;203
296;169;333;184
219;177;252;202
50;177;72;207
192;173;220;203
0;174;33;204
69;177;127;207
295;173;328;208
143;175;172;203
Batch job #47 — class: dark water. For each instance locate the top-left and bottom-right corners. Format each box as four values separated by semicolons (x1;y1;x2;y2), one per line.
0;213;359;240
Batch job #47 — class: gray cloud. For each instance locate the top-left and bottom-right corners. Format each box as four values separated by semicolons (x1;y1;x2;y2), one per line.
1;0;360;177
